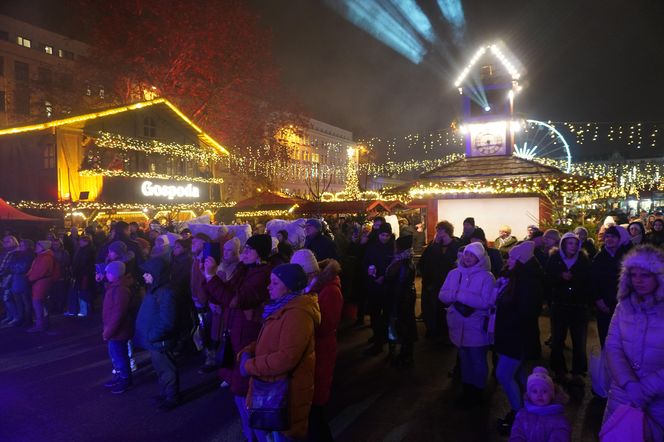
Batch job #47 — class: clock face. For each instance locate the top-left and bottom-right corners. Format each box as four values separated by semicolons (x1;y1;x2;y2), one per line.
469;122;507;156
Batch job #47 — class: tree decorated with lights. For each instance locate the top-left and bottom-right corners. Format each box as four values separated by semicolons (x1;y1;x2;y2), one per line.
343;147;361;200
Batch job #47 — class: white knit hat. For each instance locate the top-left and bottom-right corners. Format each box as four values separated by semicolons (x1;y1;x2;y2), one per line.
290;249;320;274
464;241;486;261
527;366;555;396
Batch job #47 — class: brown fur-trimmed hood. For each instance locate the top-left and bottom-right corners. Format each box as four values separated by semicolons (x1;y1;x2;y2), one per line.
310;259;341;293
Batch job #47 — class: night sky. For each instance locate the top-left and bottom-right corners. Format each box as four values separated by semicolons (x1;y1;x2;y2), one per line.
3;0;664;139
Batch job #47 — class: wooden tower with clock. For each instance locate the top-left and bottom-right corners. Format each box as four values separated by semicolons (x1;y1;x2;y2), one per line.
455;43;523;158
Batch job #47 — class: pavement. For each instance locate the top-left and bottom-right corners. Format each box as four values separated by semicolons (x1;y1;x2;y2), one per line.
0;296;606;442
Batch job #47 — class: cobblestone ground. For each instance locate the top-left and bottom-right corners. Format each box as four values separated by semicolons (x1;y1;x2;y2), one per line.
0;283;604;442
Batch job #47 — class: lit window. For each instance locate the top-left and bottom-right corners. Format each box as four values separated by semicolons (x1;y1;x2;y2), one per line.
143;117;156;137
17;36;31;48
44;45;53;55
42;144;56;169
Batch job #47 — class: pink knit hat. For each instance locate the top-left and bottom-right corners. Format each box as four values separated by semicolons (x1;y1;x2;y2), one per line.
527;366;554;395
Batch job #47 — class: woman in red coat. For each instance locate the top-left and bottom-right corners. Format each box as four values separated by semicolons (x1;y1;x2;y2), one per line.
291;249;343;442
26;240;57;332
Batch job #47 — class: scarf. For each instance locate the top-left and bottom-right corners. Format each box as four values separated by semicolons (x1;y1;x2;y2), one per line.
262;292;300;320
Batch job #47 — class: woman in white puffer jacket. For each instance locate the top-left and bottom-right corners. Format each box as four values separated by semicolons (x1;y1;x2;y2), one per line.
439;242;496;408
604;245;664;441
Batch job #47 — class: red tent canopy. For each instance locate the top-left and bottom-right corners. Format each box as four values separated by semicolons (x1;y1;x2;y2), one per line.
0;199;56;222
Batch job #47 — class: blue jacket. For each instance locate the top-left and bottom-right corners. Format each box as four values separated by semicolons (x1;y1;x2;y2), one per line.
8;251;34;294
134;258;177;350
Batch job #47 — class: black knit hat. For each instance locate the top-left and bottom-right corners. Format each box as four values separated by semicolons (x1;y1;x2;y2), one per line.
377;223;392;235
246;234;272;261
272;263;308;292
469;227;486;242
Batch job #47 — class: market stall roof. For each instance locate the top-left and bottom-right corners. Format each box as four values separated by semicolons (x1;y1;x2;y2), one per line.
296;200;369;215
0;199;56;222
234;191;305;209
419;155;566;180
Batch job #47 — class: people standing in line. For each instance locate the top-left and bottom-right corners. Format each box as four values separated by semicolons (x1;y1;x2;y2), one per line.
573;226;597;258
385;235;418;366
459;217;476;246
101;261;134;394
470;227;504;277
603;245;664;441
493;241;544;435
291;249;343;442
628;220;647;246
202;234;272;442
494;225;518;257
590;225;630;348
439;242;496;408
0;235;19;325
239;263;321;442
362;223;395;356
134;257;181;411
509;367;571;442
646;218;664;247
67;234;96;317
418;221;460;340
304;219;339;261
545;232;591;383
26;240;57;332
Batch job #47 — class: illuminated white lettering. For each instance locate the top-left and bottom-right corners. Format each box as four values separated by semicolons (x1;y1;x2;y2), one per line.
140;181;200;200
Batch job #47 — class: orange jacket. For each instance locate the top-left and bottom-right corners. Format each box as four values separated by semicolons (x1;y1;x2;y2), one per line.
27;250;56;301
242;295;321;439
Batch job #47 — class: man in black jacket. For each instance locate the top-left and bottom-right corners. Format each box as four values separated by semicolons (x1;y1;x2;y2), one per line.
590;225;630;348
304;219;339;261
417;221;459;339
545;232;591;380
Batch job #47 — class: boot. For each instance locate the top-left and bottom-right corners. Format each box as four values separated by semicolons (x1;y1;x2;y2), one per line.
497;410;517;436
78;299;89;317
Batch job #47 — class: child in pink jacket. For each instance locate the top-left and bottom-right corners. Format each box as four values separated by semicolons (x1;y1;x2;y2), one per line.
509;366;571;442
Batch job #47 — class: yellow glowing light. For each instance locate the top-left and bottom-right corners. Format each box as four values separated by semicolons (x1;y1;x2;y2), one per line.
0;98;229;156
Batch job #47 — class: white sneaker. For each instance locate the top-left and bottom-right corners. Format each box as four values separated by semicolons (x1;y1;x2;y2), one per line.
220;381;229;388
130;359;137;372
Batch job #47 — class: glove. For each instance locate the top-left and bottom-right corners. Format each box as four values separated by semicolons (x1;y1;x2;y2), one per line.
625;381;646;408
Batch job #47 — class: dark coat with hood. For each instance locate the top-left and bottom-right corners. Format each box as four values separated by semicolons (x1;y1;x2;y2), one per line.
309;259;343;405
72;243;96;291
7;250;34;294
363;235;395;294
385;249;418;344
134;258;178;351
304;232;339;261
418;238;460;294
202;261;272;396
242;295;322;440
544;233;592;307
102;274;134;341
494;258;544;360
590;244;629;312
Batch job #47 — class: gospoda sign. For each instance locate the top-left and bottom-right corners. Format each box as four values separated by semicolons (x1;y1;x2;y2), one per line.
140;180;200;200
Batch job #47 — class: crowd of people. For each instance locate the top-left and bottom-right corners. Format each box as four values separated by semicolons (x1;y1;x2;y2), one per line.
1;210;664;441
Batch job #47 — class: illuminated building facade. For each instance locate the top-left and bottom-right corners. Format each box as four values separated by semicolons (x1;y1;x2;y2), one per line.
275;118;358;199
0;14;93;128
0;99;229;222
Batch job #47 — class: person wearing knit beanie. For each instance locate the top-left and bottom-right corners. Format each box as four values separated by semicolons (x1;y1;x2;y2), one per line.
36;240;52;251
527;366;555;404
291;249;320;274
508;241;535;264
271;263;308;294
108;241;128;258
245;234;272;261
105;261;126;281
